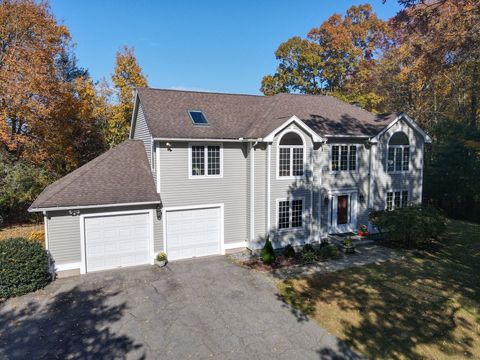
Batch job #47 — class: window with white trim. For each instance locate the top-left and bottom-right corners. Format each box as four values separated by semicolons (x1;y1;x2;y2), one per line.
278;132;304;177
386;190;408;210
331;145;357;171
278;199;303;229
190;144;222;177
387;132;409;172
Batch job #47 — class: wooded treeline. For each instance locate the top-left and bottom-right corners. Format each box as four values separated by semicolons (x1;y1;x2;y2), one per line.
262;0;480;222
0;0;147;223
1;0;478;223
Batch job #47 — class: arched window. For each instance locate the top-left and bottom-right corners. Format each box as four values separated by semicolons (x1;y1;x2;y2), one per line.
278;132;304;177
387;132;409;172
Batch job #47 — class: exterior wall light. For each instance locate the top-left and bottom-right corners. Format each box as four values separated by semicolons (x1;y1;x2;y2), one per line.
324;196;329;206
68;209;80;216
166;142;172;152
359;194;365;203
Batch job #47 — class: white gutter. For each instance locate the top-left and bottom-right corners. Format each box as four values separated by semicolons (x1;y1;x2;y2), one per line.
153;137;261;143
29;201;161;213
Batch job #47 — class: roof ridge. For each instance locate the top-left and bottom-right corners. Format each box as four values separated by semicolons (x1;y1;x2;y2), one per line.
138;87;264;98
36;141;134;207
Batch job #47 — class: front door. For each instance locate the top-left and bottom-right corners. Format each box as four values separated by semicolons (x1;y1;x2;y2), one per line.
329;192;357;233
337;195;349;226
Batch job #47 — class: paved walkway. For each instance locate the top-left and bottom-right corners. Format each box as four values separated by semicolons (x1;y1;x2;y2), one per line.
0;256;362;360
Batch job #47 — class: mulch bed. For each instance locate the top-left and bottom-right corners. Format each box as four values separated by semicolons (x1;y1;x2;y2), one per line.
241;254;344;272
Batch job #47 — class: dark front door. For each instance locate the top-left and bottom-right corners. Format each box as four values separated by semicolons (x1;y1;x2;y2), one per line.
337;195;349;225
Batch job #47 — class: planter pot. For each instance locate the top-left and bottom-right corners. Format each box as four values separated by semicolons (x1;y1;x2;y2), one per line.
357;231;369;237
155;259;167;267
343;245;355;254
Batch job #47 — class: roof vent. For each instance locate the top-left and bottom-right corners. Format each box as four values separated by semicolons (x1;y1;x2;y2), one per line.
188;110;208;125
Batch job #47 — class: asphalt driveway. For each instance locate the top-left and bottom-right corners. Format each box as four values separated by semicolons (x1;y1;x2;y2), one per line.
0;256;361;359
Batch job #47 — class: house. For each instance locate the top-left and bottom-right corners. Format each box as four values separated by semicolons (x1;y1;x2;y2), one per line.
29;88;431;276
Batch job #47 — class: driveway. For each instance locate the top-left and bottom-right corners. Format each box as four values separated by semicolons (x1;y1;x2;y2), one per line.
0;256;361;360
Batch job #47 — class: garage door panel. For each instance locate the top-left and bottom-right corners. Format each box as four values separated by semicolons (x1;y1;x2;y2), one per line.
85;212;150;272
166;207;221;261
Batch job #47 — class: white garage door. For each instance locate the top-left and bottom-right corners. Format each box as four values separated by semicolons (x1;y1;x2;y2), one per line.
166;207;221;261
84;213;151;272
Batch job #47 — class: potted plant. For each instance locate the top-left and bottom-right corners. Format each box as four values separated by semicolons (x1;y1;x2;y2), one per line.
357;224;369;237
155;252;167;267
342;237;355;254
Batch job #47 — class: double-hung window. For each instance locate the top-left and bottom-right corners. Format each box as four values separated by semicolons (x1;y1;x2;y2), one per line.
278;199;303;230
190;144;222;178
278;132;304;178
386;190;409;210
331;145;357;172
387;132;410;172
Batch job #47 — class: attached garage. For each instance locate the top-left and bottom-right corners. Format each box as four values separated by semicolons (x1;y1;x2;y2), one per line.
164;205;223;261
82;211;153;273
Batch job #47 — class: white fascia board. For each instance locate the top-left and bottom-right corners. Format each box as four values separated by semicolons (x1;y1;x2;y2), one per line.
153;137;257;142
129;91;139;139
262;115;326;143
29;201;161;213
370;113;432;144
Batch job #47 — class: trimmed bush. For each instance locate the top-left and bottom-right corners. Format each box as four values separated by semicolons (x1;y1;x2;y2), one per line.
369;205;446;247
302;244;315;254
302;250;316;264
317;243;339;259
283;244;295;259
261;237;276;264
0;237;51;299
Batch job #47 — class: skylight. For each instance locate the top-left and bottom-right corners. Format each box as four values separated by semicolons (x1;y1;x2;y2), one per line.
188;110;208;125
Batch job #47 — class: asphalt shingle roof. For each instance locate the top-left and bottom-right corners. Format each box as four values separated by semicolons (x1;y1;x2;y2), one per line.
137;88;399;139
29;140;160;211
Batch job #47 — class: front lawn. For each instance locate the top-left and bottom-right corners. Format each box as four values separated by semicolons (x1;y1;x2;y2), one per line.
277;220;480;359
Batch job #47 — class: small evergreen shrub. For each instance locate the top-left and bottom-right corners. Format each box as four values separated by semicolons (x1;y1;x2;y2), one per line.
302;250;316;264
283;244;295;259
0;237;51;299
302;244;315;254
260;237;276;264
317;243;339;259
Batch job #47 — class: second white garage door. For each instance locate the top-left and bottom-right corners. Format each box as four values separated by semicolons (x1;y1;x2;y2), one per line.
84;212;151;272
165;207;221;261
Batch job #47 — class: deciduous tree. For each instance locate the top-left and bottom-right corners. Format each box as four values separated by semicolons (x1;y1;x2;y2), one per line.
107;46;147;147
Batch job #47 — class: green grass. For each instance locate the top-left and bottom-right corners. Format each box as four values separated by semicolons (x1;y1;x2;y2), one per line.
277;220;480;359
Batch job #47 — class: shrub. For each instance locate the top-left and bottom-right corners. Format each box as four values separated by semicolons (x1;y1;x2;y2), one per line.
302;250;316;264
302;243;315;254
283;244;295;259
317;243;339;259
261;237;276;264
156;252;167;261
0;237;51;299
369;205;447;247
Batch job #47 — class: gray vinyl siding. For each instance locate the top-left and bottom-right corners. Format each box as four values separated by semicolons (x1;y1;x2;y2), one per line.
372;118;424;210
316;139;371;234
253;143;267;242
46;212;80;264
132;104;153;168
266;124;314;249
45;205;163;267
157;141;248;247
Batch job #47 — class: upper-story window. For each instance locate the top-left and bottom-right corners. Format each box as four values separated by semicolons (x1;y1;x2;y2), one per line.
190;144;222;178
387;132;409;172
278;132;304;178
331;145;357;172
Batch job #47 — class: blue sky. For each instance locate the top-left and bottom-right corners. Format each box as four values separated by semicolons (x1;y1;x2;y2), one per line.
50;0;401;95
